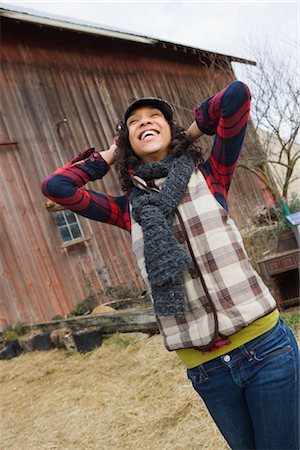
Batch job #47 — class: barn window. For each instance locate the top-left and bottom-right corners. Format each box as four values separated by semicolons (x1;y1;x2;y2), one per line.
53;211;83;242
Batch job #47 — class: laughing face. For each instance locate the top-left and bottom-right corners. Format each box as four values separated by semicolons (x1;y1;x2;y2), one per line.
126;106;172;163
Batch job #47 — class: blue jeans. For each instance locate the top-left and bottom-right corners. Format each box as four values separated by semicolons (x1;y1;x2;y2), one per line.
187;318;299;449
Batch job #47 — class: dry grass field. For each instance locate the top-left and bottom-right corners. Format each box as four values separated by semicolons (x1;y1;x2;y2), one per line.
2;309;299;450
1;333;229;450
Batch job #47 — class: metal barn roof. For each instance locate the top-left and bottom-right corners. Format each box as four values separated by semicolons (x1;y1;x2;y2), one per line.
0;4;255;65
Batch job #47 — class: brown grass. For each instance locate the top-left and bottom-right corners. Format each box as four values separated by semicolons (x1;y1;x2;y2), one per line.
0;334;228;450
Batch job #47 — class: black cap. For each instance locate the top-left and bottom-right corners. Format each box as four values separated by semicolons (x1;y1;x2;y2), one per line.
124;97;174;123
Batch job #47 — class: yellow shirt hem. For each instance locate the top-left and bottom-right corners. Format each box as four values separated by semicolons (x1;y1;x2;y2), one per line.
176;309;280;369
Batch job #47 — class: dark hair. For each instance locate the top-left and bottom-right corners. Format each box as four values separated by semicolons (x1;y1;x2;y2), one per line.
114;120;203;191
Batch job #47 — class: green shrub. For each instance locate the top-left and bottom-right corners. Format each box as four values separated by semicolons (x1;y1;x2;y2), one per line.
288;193;300;213
51;315;63;321
68;295;99;317
1;323;24;344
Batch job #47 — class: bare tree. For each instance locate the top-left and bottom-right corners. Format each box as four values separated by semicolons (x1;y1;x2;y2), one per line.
172;44;298;223
237;40;300;205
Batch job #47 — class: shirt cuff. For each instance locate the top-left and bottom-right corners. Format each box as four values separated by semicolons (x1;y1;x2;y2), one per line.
71;147;95;164
84;150;110;178
71;148;110;180
85;150;107;164
193;97;216;136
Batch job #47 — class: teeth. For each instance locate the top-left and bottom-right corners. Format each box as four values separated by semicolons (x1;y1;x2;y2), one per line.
141;130;158;140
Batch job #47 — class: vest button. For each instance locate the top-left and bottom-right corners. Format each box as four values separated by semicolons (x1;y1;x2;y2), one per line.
204;304;212;313
177;232;185;244
190;268;198;279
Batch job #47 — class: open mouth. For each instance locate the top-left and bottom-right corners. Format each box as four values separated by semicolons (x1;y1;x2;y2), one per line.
139;129;159;141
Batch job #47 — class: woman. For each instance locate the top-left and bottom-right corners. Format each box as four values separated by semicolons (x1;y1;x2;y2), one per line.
42;80;299;449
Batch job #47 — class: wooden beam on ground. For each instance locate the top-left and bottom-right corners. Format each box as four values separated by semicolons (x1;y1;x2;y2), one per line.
21;307;159;335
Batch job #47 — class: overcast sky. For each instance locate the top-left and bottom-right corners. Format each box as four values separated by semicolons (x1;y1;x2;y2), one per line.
2;1;298;62
1;0;298;99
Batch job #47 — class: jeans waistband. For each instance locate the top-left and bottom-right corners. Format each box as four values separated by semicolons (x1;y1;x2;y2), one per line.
195;317;282;371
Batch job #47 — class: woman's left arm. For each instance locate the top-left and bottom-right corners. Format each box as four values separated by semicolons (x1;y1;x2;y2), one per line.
188;81;251;209
195;81;251;188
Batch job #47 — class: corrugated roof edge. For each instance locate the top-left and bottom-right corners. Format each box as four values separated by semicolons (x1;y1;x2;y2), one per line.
0;3;255;65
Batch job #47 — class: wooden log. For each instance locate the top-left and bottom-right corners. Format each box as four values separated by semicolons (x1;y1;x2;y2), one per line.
21;307;158;335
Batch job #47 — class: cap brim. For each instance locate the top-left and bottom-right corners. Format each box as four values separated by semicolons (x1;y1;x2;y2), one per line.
124;97;173;123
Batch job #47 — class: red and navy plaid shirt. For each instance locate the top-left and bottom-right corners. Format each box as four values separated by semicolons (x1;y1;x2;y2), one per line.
42;80;251;233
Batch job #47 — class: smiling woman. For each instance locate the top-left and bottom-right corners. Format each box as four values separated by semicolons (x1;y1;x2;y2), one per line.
41;81;299;450
114;98;201;191
126;107;172;163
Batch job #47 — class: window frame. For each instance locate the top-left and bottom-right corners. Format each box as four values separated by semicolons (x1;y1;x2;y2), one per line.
53;210;84;244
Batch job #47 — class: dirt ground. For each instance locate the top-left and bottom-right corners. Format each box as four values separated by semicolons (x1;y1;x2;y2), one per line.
1;334;229;450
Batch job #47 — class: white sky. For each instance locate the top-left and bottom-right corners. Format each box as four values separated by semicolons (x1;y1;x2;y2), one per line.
2;1;299;62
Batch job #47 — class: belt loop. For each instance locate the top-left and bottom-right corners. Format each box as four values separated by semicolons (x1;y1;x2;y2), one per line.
198;364;209;381
240;345;254;361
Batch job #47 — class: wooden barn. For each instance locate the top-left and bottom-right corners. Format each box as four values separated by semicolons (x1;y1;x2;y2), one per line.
0;6;268;329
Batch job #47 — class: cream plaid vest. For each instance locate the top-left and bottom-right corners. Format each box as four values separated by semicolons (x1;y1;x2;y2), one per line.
131;168;276;351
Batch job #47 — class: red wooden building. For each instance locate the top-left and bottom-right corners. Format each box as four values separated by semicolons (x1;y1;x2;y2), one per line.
0;6;267;328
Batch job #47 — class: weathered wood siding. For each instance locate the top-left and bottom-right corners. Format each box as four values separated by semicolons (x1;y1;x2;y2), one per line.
0;18;266;328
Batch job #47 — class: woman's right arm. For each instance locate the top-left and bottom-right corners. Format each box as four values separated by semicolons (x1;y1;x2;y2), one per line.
41;145;131;232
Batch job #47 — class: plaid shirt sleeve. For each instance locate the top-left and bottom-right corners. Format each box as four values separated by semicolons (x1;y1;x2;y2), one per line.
41;148;131;232
194;80;251;210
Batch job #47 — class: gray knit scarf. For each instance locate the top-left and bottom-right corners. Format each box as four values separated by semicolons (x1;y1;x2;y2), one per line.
130;153;195;316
